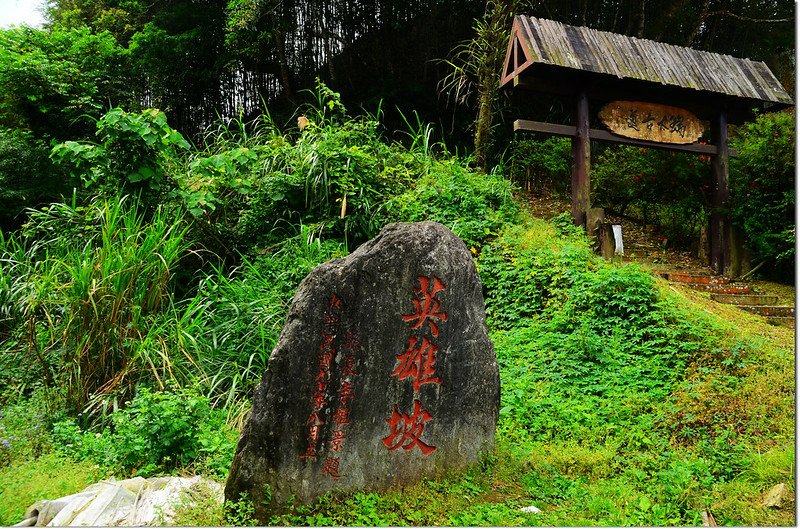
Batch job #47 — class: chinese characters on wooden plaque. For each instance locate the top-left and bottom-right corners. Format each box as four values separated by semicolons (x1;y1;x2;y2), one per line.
599;101;704;144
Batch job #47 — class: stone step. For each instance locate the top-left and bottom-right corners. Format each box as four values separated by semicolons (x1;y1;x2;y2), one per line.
738;305;795;318
660;272;731;284
766;317;796;329
710;293;779;306
684;283;752;294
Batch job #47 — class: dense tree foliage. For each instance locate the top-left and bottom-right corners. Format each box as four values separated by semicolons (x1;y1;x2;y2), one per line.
41;0;793;140
730;110;795;280
0;26;135;225
44;0;485;134
0;25;132;138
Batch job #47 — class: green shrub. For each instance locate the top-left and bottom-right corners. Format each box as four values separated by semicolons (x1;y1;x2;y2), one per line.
553;264;659;333
1;195;193;415
53;386;237;477
182;83;413;254
591;145;710;247
181;82;518;257
51;108;191;211
730;110;795;281
507;136;571;195
477;221;593;328
382;159;519;250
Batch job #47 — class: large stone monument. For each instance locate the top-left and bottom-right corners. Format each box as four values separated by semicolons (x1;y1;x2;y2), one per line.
224;222;499;521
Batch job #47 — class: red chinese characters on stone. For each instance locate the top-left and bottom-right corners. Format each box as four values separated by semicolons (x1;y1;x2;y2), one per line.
383;275;448;457
338;381;355;407
382;399;436;456
342;355;357;377
300;295;343;461
343;329;361;352
321;457;341;480
329;294;342;310
319;331;335;352
332;402;350;426
300;296;361;479
402;275;448;337
390;336;442;392
299;445;318;459
328;429;347;452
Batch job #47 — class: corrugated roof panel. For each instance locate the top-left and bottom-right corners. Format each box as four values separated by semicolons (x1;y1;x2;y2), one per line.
518;16;542;61
631;38;664;84
602;32;624;75
519;17;549;62
564;25;592;70
650;41;677;85
552;20;583;69
534;18;559;66
757;61;790;102
708;51;738;96
586;27;622;77
506;15;792;105
706;52;732;94
613;32;644;79
676;45;703;90
757;62;794;103
725;56;761;99
669;44;696;89
743;60;777;101
668;44;693;89
696;51;726;94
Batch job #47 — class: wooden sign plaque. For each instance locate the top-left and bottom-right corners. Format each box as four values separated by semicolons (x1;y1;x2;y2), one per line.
599;101;704;144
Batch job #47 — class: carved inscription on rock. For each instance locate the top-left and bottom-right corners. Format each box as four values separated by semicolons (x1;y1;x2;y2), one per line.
224;222;499;523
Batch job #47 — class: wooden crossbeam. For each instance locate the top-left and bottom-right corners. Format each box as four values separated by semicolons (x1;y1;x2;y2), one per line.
514;119;726;155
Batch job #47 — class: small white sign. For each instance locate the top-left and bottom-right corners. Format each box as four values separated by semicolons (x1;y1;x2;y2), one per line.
612;225;624;255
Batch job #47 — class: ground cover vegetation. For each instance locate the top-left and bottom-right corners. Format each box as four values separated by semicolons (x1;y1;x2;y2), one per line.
0;0;794;525
0;88;794;525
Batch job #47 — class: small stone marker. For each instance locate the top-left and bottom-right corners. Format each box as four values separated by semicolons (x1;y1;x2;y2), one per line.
224;222;499;521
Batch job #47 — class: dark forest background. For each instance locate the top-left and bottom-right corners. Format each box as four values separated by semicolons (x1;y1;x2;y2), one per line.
9;0;795;139
0;0;794;272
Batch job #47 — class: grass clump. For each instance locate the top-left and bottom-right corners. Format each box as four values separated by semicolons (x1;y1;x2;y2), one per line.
0;453;105;525
52;386;238;479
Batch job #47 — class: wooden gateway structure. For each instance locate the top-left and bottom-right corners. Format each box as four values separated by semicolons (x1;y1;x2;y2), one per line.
501;16;793;275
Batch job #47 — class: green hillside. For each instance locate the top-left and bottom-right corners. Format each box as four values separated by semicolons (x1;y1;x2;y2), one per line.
0;91;794;527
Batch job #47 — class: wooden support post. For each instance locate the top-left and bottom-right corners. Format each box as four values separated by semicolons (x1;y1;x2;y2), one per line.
709;110;730;275
571;91;591;227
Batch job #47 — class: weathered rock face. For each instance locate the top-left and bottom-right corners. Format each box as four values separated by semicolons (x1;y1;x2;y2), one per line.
224;221;499;521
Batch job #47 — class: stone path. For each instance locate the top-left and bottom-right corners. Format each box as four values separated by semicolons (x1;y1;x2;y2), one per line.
659;271;795;328
520;191;795;329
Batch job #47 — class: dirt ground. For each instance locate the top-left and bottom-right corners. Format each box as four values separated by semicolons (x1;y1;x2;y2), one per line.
520;191;722;276
520;190;796;308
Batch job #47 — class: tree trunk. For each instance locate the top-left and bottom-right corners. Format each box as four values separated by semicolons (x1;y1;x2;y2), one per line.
273;30;295;102
474;68;495;172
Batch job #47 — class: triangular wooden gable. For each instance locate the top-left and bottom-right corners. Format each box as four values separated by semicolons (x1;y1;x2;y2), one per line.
501;19;534;87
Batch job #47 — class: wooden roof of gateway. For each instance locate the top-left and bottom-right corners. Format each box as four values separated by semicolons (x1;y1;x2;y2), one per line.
502;16;793;122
